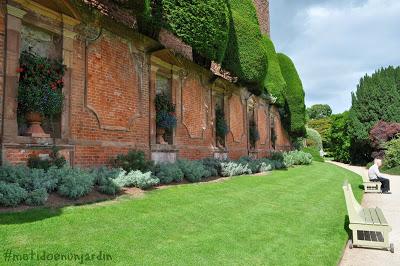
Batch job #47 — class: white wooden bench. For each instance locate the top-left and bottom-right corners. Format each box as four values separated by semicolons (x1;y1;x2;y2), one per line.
342;181;393;253
362;174;382;193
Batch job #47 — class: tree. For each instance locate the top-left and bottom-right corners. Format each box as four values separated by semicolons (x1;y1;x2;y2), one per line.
369;120;400;159
305;127;322;150
307;117;332;151
349;66;400;164
330;112;351;163
307;104;332;119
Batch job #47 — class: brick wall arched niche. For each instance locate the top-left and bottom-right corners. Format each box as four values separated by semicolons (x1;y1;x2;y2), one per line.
1;2;79;165
86;30;142;131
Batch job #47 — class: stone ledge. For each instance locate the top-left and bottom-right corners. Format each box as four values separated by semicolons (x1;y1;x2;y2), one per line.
151;144;179;152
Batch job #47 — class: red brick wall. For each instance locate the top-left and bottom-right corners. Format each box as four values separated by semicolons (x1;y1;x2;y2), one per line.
176;71;214;159
4;146;72;165
271;106;291;151
226;94;248;160
87;33;139;131
69;31;150;166
0;4;289;166
253;0;270;36
0;4;5;136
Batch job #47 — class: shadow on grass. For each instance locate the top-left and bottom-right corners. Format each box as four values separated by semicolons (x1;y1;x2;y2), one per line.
344;215;352;239
0;208;63;225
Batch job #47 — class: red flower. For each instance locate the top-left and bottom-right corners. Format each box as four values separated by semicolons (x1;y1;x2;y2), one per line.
16;67;24;73
51;83;57;91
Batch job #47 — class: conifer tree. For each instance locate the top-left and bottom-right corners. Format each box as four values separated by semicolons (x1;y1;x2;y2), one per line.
349;66;400;164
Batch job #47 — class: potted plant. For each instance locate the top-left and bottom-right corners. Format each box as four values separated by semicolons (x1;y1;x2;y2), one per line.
155;93;177;144
17;50;66;137
215;106;228;149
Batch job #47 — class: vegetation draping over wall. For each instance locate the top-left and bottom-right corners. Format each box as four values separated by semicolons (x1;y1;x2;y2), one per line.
262;36;286;106
222;4;267;89
277;53;306;136
139;0;230;62
78;0;307;137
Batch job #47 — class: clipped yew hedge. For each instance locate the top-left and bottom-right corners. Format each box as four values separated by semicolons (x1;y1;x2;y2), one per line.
142;0;230;62
277;53;306;136
261;36;287;106
222;7;267;86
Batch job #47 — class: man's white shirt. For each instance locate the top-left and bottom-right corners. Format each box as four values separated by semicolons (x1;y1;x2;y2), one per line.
368;164;381;181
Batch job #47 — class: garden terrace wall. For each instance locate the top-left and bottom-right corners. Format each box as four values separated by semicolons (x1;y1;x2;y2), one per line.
0;0;291;167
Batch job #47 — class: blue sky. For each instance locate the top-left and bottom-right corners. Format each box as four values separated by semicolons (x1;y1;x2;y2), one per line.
270;0;400;113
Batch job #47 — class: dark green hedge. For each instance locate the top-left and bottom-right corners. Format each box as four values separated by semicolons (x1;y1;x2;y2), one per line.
140;0;230;62
222;1;267;87
277;53;306;136
261;36;286;106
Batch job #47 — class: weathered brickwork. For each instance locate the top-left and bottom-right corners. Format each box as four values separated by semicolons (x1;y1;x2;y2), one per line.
258;107;268;145
3;146;73;165
0;4;5;134
175;68;214;159
0;1;291;166
181;73;207;139
87;32;140;131
229;94;245;143
253;0;270;36
271;106;291;151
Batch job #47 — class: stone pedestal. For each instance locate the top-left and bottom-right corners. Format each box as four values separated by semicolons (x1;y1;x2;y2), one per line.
151;144;178;164
214;150;228;160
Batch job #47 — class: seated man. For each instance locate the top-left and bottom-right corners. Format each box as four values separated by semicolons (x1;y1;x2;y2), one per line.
368;159;391;194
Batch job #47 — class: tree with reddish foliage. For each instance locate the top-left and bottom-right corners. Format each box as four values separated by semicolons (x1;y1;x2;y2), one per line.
369;120;400;158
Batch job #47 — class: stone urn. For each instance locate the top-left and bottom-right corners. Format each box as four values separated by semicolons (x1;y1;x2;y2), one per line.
156;127;168;144
25;112;50;138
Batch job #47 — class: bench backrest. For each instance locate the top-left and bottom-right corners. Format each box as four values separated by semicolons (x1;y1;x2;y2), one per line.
361;173;370;183
342;181;364;224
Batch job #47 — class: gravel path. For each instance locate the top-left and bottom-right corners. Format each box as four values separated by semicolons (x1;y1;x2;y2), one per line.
328;161;400;265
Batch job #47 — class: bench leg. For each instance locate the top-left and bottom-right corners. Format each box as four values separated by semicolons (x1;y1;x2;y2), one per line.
363;182;382;193
351;227;391;251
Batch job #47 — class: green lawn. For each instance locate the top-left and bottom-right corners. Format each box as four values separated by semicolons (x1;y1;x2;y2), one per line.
0;162;362;265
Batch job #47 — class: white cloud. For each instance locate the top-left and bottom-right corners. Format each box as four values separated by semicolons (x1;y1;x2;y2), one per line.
271;0;400;113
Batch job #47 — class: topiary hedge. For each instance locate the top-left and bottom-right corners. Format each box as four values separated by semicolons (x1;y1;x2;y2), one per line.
222;1;267;87
277;53;306;136
261;36;286;106
141;0;230;62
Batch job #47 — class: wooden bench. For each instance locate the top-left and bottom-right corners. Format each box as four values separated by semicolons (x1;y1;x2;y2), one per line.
362;174;382;193
342;181;394;253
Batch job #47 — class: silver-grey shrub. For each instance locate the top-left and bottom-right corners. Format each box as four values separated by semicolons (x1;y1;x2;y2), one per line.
0;181;28;207
113;170;159;189
154;163;184;184
220;162;252;177
283;151;313;167
177;159;206;182
57;168;95;199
